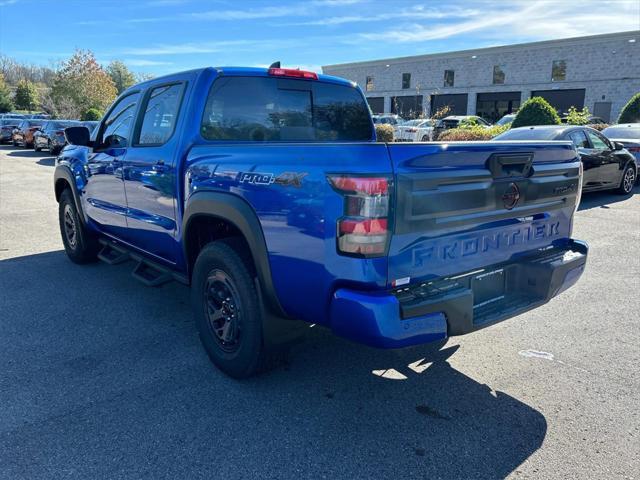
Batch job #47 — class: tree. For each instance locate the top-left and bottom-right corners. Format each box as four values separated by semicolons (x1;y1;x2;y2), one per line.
51;49;117;118
564;106;591;125
0;74;14;113
511;97;560;128
82;108;103;121
618;92;640;123
106;60;135;94
14;79;39;110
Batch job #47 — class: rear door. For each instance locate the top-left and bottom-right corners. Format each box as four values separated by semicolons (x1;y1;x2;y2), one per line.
121;81;187;263
386;142;581;286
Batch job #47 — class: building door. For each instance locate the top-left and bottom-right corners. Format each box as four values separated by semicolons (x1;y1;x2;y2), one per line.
367;97;384;114
430;94;468;116
390;95;423;118
593;102;612;122
476;91;521;123
530;89;586;116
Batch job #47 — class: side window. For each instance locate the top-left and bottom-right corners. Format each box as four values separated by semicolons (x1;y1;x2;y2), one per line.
569;130;590;148
97;92;140;149
137;83;185;145
586;130;609;150
568;130;589;149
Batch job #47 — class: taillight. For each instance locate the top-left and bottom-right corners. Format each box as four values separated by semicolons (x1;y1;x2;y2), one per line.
407;128;417;133
627;146;640;152
268;67;318;80
328;175;391;257
55;130;65;135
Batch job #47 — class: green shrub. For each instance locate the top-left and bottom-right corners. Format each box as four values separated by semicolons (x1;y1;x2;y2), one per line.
586;123;608;132
375;123;394;142
564;106;591;125
81;107;102;121
438;124;510;141
512;97;560;128
618;92;640;123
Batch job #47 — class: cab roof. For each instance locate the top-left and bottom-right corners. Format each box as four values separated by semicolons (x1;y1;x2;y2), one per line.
129;66;355;91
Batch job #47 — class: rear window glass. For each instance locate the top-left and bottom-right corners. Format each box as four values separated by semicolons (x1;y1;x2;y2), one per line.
201;76;372;142
493;128;563;140
602;125;640;139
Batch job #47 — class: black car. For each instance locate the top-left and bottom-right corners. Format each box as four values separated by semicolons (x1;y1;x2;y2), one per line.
494;125;637;194
0;118;21;143
34;120;80;155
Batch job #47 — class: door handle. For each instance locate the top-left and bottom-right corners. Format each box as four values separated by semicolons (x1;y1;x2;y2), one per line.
152;160;169;172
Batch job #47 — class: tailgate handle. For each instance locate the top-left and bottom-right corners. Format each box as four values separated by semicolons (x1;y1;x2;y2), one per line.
487;153;534;178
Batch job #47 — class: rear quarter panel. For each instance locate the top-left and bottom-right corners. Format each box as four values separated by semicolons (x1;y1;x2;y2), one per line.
185;142;391;324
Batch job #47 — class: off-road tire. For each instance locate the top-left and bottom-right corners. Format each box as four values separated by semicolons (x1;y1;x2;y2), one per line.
192;239;266;379
58;189;99;263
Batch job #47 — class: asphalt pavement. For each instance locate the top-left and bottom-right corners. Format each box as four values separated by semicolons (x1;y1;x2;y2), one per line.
0;144;638;479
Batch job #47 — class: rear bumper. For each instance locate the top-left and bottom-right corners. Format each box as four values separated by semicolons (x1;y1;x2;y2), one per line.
329;240;588;348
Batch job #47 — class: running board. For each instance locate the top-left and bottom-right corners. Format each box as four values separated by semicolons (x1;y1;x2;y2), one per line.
98;242;129;265
97;239;188;286
131;260;173;287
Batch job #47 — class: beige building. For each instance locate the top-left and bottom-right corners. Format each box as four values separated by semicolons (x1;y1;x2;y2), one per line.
322;31;640;123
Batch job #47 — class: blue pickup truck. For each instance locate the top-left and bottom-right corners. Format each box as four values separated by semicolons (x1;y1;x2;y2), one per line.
55;66;588;378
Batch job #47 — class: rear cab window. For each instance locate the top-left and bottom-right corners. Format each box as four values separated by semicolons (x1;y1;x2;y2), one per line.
200;76;373;142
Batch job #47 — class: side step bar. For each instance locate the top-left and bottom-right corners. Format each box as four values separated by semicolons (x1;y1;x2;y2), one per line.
97;239;187;287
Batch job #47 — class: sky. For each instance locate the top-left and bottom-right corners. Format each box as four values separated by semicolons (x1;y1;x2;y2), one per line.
0;0;639;76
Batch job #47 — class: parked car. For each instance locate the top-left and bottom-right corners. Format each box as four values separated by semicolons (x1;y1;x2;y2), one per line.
496;113;517;126
0;113;26;120
433;115;491;139
494;125;637;194
81;120;99;133
602;123;640;162
372;114;402;126
55;66;587;378
12;119;45;148
0;118;21;143
560;115;607;125
30;113;51;119
34;120;80;155
394;118;435;142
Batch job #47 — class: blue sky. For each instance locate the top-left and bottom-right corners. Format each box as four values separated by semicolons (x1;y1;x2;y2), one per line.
1;0;638;75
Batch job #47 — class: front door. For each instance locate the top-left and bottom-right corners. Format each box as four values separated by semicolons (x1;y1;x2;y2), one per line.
122;82;186;264
584;129;620;188
83;92;140;235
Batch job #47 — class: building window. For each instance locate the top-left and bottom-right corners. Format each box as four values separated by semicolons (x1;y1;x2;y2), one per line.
492;65;505;85
551;60;566;82
366;76;374;91
402;73;411;89
444;70;455;87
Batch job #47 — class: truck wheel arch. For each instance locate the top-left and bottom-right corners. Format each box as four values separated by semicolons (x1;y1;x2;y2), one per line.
54;165;87;225
182;191;288;319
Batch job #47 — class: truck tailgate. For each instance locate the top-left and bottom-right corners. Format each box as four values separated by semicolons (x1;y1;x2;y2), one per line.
387;141;581;287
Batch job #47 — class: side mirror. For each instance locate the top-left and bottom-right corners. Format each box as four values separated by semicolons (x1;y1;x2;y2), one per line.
64;126;92;147
613;141;624;151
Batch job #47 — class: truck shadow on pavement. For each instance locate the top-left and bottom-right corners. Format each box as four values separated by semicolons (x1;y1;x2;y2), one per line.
578;185;638;210
0;250;546;479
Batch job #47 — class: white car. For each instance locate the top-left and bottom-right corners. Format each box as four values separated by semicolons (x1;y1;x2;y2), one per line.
394;119;436;142
602;123;640;162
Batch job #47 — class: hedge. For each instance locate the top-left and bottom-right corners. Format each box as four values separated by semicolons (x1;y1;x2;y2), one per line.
512;97;561;128
618;92;640;123
437;124;510;141
375;124;394;142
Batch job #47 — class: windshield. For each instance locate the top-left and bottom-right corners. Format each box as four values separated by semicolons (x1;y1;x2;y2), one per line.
602;125;640;140
402;119;424;127
493;128;563;141
496;115;515;126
